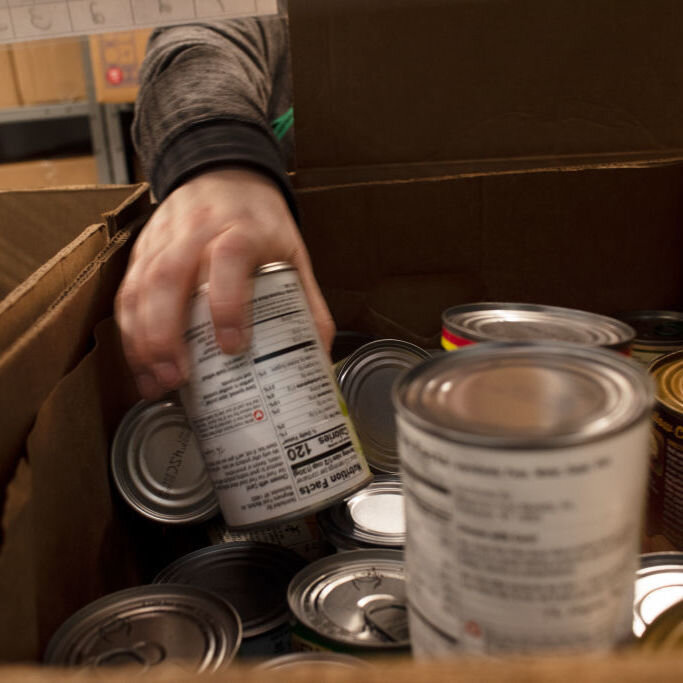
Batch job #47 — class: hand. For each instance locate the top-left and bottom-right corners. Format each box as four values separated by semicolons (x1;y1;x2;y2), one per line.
115;168;335;400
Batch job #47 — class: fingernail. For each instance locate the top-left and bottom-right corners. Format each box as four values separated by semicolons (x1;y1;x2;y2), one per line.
152;361;181;388
136;373;162;398
216;327;245;354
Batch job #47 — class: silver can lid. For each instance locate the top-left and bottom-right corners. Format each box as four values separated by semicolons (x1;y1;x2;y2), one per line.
317;475;405;550
394;341;653;449
111;398;219;524
616;310;683;346
44;584;242;671
337;339;431;473
256;651;367;671
288;549;409;649
634;552;683;637
154;542;306;639
442;302;635;349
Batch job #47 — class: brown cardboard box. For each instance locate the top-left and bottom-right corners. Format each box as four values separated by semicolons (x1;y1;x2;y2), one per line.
88;30;153;103
0;157;98;191
12;38;86;105
0;46;20;108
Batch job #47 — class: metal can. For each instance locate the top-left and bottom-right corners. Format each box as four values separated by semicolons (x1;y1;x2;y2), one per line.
336;339;431;473
634;552;683;638
647;350;683;551
44;584;241;670
110;398;219;524
154;541;306;658
205;514;331;562
287;549;410;655
181;262;371;529
317;475;405;551
393;341;653;655
615;310;683;367
441;302;635;353
256;651;367;671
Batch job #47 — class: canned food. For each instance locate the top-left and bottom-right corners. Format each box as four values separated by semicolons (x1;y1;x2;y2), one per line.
634;552;683;637
154;541;306;658
441;302;635;353
648;350;683;550
206;514;331;562
256;651;367;671
44;584;241;670
616;310;683;367
288;549;409;654
110;398;219;524
336;339;431;472
317;475;405;551
181;262;371;529
638;601;683;652
394;341;653;655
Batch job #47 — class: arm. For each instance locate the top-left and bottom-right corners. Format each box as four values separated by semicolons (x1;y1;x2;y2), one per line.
116;16;334;400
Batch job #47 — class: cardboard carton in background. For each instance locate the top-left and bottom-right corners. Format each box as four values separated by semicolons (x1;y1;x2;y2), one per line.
0;47;20;108
11;38;86;105
0;156;97;191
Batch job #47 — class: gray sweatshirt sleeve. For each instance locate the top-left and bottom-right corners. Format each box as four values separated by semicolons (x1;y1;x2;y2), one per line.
132;12;296;217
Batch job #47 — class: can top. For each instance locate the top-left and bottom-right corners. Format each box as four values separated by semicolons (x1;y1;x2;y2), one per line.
153;541;307;638
639;601;683;652
635;552;683;638
288;549;409;649
616;310;683;345
110;398;219;524
256;652;367;671
394;341;653;449
442;302;635;348
650;350;683;413
255;261;294;276
317;475;405;549
337;339;431;473
44;584;242;670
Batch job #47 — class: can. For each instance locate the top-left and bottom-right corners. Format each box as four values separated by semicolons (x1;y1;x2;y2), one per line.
256;651;367;671
615;310;683;367
634;552;683;637
441;302;635;353
336;339;431;473
205;514;331;562
393;341;653;655
181;262;372;529
44;584;241;670
638;601;683;652
154;541;306;658
316;474;405;551
287;549;410;654
647;350;683;550
110;398;219;524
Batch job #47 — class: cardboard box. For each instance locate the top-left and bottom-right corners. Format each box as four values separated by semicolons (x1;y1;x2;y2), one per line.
88;30;153;103
12;38;86;105
0;46;20;108
0;156;98;191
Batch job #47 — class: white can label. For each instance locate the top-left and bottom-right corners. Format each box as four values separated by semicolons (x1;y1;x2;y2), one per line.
397;417;650;654
182;268;370;528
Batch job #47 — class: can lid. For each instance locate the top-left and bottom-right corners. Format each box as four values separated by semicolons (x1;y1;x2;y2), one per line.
44;584;242;670
256;652;368;671
616;310;683;345
337;339;431;473
317;475;405;549
639;601;683;652
111;398;219;524
394;341;653;449
650;350;683;413
634;553;683;637
255;261;294;276
288;549;409;648
154;541;307;638
442;303;635;348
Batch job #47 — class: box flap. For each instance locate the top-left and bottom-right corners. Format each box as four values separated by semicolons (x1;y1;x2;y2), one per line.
289;0;683;170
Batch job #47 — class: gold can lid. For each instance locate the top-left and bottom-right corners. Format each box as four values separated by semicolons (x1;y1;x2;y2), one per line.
650;350;683;413
639;601;683;652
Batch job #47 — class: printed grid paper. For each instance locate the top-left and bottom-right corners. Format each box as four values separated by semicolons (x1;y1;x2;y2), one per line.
0;0;278;43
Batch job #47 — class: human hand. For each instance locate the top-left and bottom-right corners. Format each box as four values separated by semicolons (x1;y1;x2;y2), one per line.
115;168;335;399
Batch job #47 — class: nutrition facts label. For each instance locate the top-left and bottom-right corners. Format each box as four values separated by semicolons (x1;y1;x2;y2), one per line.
182;269;370;529
0;1;277;43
